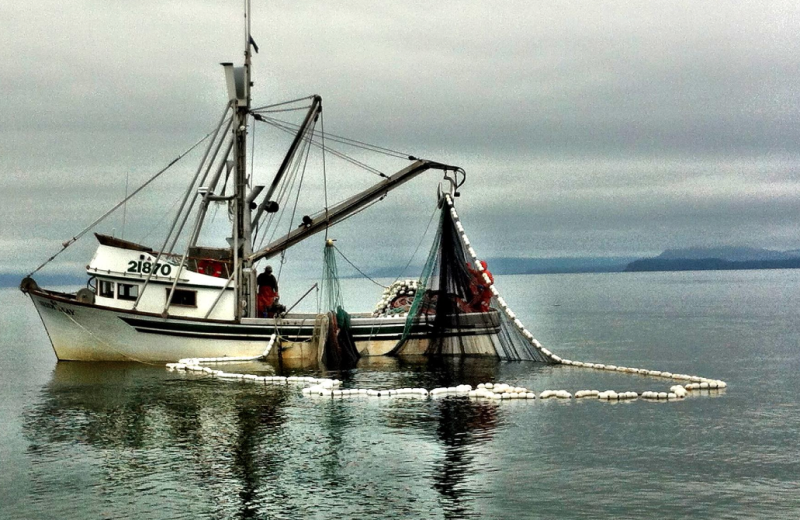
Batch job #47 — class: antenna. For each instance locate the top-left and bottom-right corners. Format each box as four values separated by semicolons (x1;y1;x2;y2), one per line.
121;171;129;239
230;0;255;319
244;0;252;105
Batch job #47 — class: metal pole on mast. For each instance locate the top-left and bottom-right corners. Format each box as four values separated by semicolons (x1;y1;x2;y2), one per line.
233;0;254;319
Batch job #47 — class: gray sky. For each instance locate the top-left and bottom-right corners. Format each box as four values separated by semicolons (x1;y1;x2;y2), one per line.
2;0;799;278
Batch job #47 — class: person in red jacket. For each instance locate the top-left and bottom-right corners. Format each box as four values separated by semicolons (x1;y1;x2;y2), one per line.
257;265;279;317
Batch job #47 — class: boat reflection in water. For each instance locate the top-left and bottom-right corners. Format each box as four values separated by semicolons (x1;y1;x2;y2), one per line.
23;358;505;518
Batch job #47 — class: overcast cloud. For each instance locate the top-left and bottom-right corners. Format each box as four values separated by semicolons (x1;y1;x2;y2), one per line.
2;0;799;278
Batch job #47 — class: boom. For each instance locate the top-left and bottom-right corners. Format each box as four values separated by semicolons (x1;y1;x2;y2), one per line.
248;159;460;263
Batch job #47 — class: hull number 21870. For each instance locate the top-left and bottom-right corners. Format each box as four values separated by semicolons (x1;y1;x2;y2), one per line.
127;261;172;276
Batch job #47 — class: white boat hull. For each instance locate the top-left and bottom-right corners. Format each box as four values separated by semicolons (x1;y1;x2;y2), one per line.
28;289;502;363
29;290;267;362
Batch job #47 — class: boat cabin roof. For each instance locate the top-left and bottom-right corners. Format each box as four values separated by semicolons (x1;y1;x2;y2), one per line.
95;233;153;253
95;233;233;262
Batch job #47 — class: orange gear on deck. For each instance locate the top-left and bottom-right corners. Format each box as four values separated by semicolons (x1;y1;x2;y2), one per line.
258;286;278;316
467;261;493;312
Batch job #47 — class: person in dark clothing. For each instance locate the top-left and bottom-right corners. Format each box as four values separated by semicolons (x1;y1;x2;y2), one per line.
257;265;279;317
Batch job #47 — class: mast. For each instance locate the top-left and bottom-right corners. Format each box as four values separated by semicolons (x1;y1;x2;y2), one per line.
225;0;254;319
239;0;254;319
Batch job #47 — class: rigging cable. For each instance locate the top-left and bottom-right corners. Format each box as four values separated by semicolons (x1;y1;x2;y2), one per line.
132;103;234;309
250;95;316;112
256;106;313;114
249;113;256;189
391;204;439;286
249;99;434;272
251;112;411;160
121;172;129;239
252;113;397;253
256;119;313;250
166;116;234;255
27;129;216;277
284;123;314;248
254;119;314;247
277;131;314;283
305;127;409;159
321;107;329;240
323;195;385;228
333;246;387;289
139;191;185;243
259;115;388;177
257;116;388;179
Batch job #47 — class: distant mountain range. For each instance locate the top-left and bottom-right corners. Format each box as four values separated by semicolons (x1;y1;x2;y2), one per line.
3;247;800;288
625;247;800;272
655;246;800;262
484;257;638;275
364;257;639;279
371;249;800;277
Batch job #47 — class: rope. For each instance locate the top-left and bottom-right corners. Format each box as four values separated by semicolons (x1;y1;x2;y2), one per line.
121;172;129;239
391;204;439;286
333;246;387;288
323;194;384;227
332;204;437;291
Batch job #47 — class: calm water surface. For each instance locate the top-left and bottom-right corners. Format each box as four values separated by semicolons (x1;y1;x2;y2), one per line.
2;270;799;519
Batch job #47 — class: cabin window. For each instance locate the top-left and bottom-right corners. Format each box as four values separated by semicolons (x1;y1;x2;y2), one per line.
117;283;139;301
99;280;115;298
167;288;197;307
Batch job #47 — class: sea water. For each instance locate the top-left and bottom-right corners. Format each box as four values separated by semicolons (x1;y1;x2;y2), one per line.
1;270;799;519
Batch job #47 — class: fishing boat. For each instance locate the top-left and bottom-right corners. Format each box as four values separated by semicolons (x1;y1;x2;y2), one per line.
21;2;545;365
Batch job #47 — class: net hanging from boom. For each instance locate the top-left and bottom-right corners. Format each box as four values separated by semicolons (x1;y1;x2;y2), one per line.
319;241;360;368
392;200;550;362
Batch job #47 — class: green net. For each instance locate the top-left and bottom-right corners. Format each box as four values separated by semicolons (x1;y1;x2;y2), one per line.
319;242;359;367
321;242;344;312
394;213;443;349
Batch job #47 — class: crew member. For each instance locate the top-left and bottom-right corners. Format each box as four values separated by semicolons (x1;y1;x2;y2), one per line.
257;265;279;317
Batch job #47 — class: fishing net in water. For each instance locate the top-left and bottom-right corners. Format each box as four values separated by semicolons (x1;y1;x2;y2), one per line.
319;242;360;368
491;294;552;362
391;201;547;361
